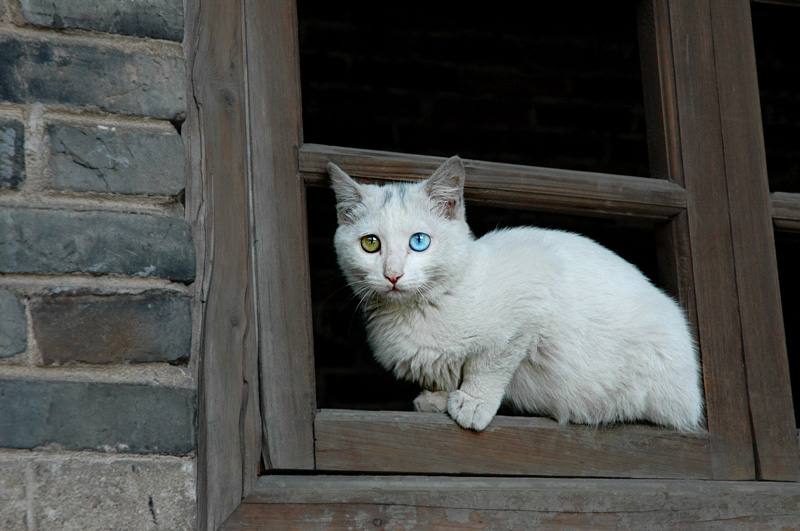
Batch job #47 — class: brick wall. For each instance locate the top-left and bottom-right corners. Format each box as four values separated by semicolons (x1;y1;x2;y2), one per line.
0;1;196;529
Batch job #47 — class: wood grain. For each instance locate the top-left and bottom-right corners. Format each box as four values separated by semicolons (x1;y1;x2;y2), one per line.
655;211;699;348
752;0;800;6
709;0;800;481
638;0;698;345
222;476;800;530
667;0;756;480
299;144;687;220
773;192;800;232
187;0;261;527
637;0;684;184
313;410;712;479
243;0;316;470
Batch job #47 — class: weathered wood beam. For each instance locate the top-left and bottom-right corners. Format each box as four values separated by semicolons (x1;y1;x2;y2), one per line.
773;192;800;232
313;410;712;479
300;144;687;220
667;0;757;480
710;0;800;481
243;0;317;471
222;475;800;529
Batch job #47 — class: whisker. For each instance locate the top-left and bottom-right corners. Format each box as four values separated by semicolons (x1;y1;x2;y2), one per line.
319;280;363;306
350;289;375;333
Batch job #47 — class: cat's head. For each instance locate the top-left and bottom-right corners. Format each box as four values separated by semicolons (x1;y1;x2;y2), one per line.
329;156;472;306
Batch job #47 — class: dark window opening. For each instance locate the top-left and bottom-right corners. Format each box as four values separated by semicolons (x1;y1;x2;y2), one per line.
775;231;800;426
752;2;800;194
298;0;649;176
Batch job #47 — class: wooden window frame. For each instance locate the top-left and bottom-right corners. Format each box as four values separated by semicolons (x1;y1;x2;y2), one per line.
187;0;800;527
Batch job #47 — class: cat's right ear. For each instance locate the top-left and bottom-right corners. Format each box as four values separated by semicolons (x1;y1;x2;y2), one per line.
328;162;364;224
425;156;466;220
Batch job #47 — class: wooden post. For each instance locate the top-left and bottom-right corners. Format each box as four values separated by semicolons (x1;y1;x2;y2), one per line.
665;0;757;479
708;0;800;481
187;0;263;527
242;0;317;471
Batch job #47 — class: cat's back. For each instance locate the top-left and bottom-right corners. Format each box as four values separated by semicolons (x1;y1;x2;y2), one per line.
473;225;640;281
470;225;672;318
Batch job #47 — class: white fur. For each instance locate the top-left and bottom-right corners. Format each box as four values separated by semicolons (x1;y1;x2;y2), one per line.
329;157;704;432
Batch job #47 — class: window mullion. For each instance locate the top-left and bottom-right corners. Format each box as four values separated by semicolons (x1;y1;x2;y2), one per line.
708;0;800;481
664;0;757;480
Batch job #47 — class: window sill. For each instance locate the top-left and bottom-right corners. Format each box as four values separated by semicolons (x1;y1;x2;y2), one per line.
314;409;712;479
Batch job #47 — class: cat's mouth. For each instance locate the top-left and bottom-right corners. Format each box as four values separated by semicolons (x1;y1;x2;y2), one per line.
384;285;409;299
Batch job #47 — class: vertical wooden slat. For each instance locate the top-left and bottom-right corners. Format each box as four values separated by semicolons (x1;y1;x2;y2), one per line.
637;0;684;185
708;0;800;481
242;0;316;469
654;211;698;339
667;0;756;480
187;0;263;527
637;1;698;343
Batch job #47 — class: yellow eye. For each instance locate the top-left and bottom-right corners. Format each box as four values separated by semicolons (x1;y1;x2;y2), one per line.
360;235;381;253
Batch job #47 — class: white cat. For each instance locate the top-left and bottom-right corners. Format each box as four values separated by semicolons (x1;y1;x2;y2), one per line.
328;156;704;432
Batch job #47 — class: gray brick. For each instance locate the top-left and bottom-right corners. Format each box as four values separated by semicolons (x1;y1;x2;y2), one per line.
48;124;185;196
0;379;196;454
0;289;27;358
19;0;184;41
32;291;191;365
0;208;195;282
0;38;185;120
0;119;25;189
32;456;196;530
0;457;27;530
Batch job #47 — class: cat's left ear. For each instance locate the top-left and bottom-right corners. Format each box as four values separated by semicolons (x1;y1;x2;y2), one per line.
424;156;465;220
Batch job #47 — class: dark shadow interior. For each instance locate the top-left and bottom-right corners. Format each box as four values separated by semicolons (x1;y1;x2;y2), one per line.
752;3;800;195
298;0;648;175
752;2;800;425
775;232;800;426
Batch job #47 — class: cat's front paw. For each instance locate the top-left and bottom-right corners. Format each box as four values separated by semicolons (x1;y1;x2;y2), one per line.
413;390;449;413
447;390;498;431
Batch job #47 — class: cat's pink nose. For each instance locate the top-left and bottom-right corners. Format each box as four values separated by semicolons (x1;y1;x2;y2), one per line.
385;273;403;285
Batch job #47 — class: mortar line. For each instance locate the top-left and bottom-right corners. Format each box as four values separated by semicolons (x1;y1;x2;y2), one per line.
25;459;35;531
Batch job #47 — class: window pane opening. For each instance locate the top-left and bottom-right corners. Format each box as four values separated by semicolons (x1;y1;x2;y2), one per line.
752;2;800;194
298;0;649;177
775;231;800;427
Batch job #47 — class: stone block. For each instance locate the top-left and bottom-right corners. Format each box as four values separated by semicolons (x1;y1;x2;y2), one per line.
48;124;186;196
0;379;197;454
0;207;196;282
0;457;28;531
33;456;196;530
0;118;24;189
31;291;191;365
19;0;185;41
0;289;27;358
0;37;185;120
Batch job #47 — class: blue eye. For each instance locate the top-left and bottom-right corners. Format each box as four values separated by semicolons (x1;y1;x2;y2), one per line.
409;232;431;252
